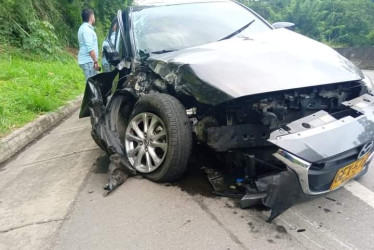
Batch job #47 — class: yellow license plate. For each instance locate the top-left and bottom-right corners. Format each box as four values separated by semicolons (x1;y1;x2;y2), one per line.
330;154;369;190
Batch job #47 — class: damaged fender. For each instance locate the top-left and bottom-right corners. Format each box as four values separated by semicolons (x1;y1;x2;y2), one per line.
80;69;138;195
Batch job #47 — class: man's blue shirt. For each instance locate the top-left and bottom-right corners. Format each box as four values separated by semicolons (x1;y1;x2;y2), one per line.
77;22;99;65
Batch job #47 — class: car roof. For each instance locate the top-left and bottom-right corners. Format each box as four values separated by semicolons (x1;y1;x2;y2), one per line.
133;0;230;7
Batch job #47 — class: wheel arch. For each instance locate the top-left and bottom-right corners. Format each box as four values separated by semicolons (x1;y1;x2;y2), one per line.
105;91;138;155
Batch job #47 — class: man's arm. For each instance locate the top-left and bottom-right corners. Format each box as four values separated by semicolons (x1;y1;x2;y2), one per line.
89;50;100;70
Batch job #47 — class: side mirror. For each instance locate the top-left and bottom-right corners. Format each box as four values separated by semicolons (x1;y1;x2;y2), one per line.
272;22;295;30
103;43;121;66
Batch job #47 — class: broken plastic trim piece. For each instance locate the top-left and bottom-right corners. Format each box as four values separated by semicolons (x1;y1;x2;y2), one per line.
202;163;312;221
104;154;136;196
259;169;316;222
240;192;267;209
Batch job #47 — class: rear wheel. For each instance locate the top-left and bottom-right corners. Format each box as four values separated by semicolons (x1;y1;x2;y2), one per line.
124;93;192;182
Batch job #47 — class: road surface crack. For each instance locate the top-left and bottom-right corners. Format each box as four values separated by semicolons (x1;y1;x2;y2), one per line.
14;148;101;168
193;197;246;249
0;218;67;234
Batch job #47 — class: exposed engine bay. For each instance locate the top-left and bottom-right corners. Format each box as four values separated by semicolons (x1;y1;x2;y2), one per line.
191;80;365;151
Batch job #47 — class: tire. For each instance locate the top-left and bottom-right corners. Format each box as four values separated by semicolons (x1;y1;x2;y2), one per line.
124;93;192;182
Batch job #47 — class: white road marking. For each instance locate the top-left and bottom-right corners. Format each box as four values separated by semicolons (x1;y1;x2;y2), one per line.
344;180;374;209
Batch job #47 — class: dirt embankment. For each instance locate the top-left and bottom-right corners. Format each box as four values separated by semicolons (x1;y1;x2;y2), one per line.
335;47;374;70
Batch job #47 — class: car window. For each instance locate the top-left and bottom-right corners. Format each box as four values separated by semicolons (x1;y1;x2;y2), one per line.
107;19;122;53
132;2;271;54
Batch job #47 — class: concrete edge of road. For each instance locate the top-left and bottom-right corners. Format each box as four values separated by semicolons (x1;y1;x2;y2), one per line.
0;95;83;164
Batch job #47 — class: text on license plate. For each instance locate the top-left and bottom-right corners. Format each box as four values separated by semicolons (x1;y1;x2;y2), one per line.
330;154;369;191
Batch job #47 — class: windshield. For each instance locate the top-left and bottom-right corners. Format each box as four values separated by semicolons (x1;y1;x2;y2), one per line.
132;1;272;55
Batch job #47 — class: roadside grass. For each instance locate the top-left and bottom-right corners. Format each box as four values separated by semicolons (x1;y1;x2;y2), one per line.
0;47;85;138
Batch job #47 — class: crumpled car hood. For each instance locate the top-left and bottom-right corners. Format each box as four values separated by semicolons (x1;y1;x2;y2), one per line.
148;29;363;105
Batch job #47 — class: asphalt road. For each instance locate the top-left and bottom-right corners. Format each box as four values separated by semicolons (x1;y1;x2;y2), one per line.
1;71;374;250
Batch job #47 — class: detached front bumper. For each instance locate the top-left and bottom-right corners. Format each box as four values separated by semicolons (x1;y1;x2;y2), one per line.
269;93;374;195
262;94;374;220
274;148;374;195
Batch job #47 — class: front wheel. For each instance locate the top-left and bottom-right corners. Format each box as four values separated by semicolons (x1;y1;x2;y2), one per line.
124;93;192;182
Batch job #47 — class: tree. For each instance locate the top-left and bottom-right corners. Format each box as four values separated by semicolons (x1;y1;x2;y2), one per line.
239;0;374;47
0;0;133;54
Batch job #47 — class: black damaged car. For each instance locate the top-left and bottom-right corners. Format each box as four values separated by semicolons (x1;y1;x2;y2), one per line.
80;0;374;220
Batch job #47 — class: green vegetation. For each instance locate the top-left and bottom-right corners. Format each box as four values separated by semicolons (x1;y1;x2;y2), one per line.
239;0;374;47
0;46;85;137
0;0;133;137
0;0;133;55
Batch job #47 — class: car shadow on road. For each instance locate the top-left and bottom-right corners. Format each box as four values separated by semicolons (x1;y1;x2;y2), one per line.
171;160;216;198
90;149;268;213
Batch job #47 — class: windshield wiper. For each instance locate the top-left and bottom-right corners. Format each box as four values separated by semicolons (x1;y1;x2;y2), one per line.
151;49;177;54
219;19;256;41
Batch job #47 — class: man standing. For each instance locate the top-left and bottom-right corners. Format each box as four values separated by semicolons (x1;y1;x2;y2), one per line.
78;9;99;81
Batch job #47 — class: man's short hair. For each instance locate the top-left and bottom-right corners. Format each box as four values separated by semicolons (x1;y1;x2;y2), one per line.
82;9;94;22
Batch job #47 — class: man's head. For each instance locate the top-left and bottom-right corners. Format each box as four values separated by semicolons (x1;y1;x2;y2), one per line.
82;9;95;25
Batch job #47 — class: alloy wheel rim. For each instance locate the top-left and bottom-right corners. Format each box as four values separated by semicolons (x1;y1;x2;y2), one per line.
125;112;168;173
